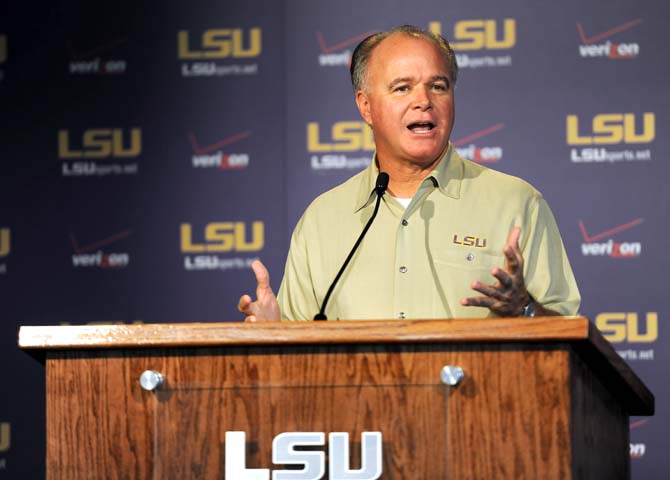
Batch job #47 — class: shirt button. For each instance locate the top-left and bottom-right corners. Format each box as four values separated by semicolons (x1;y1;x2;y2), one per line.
401;219;408;226
398;312;406;319
399;266;408;273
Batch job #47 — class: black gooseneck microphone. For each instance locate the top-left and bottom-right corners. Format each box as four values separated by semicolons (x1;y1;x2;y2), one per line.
314;172;390;320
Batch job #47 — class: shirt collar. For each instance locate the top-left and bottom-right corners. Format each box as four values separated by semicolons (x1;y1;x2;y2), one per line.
354;143;463;212
430;143;463;199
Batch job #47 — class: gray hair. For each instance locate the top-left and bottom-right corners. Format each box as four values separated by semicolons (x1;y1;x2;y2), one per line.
350;25;458;92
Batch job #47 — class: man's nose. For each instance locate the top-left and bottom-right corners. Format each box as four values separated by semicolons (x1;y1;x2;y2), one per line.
413;87;432;110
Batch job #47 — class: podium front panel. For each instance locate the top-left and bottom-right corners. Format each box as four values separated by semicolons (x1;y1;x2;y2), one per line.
149;345;450;478
43;335;631;479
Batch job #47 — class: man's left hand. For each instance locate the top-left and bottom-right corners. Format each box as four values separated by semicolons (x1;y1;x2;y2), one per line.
461;226;531;317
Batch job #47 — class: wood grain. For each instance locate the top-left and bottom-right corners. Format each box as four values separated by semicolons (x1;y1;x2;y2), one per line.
446;345;573;479
46;351;156;479
45;342;636;479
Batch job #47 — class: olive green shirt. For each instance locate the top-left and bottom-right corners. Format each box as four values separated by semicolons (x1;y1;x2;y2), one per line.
278;145;580;320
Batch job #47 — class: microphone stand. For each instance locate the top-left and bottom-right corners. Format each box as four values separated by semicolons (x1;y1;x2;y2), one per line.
314;173;389;320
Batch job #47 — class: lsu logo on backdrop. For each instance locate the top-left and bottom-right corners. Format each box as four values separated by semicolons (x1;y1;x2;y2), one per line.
0;422;9;453
596;312;657;362
307;121;373;171
453;123;504;163
316;29;375;67
0;228;9;256
178;28;261;77
596;312;657;343
189;130;251;170
577;19;642;59
180;222;264;271
59;128;142;177
0;228;9;275
70;229;131;269
429;19;515;69
0;34;7;63
579;217;642;258
67;35;128;75
0;34;6;83
567;113;654;163
0;421;7;470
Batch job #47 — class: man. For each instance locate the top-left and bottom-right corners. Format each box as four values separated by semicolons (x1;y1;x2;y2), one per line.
239;25;580;322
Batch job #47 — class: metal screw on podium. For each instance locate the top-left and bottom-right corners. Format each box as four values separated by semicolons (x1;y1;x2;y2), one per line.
140;370;164;391
440;365;465;386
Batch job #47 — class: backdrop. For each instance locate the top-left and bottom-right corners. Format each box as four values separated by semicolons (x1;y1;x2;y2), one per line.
1;0;667;477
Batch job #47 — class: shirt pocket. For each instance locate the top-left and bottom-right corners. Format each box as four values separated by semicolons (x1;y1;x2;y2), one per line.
431;249;505;317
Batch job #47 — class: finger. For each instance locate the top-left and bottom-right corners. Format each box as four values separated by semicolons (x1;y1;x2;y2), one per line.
506;226;521;250
503;245;523;275
244;315;257;323
470;280;506;301
251;260;272;296
492;267;513;288
238;294;253;313
461;296;497;308
238;295;261;317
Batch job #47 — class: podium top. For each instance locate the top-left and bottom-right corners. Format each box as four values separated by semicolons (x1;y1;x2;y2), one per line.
18;316;653;415
20;316;601;348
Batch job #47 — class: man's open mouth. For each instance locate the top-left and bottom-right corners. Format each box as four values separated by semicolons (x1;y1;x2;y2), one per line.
407;122;435;132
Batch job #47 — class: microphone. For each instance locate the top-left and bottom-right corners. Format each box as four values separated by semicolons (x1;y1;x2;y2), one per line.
314;172;390;320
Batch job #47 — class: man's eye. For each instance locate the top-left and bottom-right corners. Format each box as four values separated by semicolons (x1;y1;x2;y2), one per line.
432;83;448;91
394;85;409;92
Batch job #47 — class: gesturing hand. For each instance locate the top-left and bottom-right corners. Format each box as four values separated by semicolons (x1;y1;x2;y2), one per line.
237;260;281;322
461;226;531;317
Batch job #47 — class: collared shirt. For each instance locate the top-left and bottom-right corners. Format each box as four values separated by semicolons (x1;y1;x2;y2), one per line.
277;144;580;321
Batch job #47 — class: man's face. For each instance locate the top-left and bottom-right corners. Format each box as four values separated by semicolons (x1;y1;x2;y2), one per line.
356;34;455;169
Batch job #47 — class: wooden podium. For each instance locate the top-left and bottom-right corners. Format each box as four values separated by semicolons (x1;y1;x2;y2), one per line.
19;317;653;479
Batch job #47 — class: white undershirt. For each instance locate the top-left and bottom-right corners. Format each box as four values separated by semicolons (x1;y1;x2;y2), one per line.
390;195;412;209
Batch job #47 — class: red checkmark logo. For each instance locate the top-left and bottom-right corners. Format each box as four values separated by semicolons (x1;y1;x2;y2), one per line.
188;131;251;155
67;36;128;60
70;230;131;254
579;218;643;242
452;123;504;147
577;19;642;45
316;30;376;54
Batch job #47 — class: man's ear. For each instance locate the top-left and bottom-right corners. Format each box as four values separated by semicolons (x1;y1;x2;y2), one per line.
355;91;373;126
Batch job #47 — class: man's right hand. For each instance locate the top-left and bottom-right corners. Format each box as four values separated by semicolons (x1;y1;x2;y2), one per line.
237;260;281;322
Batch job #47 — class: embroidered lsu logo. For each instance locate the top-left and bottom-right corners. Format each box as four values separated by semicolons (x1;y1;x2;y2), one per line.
453;234;487;248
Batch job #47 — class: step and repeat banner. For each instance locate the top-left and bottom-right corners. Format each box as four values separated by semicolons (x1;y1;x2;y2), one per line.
1;0;667;477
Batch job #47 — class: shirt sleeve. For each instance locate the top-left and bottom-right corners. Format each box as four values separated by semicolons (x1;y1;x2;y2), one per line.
521;194;581;315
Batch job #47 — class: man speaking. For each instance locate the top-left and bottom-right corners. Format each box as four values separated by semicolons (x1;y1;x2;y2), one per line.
239;25;580;322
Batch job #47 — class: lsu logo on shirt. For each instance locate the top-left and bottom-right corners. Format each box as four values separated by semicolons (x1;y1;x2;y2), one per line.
58;128;142;159
429;19;516;50
178;28;262;59
452;234;487;248
566;113;655;145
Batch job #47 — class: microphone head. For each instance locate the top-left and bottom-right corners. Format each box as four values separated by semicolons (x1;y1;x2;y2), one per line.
375;172;390;196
